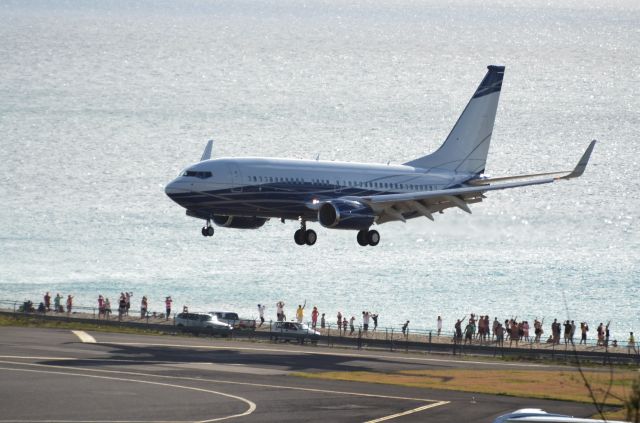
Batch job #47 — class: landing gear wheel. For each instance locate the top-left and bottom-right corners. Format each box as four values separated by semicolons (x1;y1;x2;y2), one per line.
367;230;380;246
304;229;317;246
201;227;207;237
294;229;306;245
357;230;368;246
206;226;214;237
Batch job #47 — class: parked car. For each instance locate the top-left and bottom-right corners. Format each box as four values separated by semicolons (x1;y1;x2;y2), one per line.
175;312;233;336
209;311;256;330
270;321;320;344
493;408;627;423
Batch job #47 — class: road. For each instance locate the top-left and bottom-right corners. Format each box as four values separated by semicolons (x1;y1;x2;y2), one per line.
0;327;601;422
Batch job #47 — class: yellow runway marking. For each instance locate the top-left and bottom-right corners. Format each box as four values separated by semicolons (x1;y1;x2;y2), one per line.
365;401;450;422
71;330;96;343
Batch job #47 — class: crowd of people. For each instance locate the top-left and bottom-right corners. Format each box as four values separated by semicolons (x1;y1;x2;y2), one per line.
450;313;636;353
25;292;637;354
36;292;74;314
270;301;381;335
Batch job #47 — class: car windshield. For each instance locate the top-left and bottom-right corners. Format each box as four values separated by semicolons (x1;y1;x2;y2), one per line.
199;315;211;321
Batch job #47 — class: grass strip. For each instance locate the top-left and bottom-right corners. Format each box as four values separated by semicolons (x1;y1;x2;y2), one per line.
0;314;166;336
293;368;637;406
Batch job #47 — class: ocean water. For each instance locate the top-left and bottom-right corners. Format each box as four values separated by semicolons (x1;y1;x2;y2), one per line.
0;0;638;339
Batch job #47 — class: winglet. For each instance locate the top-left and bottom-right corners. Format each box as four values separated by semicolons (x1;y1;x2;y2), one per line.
200;140;213;161
560;140;596;180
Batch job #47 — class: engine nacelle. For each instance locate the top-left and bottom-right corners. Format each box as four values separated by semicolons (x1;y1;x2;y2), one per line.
212;215;267;229
318;200;376;230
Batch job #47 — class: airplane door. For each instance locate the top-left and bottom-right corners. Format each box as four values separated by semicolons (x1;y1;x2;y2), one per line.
227;162;243;192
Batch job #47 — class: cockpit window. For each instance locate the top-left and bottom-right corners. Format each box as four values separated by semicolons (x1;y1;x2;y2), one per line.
181;170;212;179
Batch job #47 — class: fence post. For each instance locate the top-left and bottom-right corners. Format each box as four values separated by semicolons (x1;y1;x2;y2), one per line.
428;331;432;354
390;328;394;352
327;325;331;347
357;328;362;350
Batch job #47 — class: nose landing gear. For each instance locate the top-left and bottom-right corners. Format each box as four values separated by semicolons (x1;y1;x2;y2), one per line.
201;220;214;237
294;219;316;246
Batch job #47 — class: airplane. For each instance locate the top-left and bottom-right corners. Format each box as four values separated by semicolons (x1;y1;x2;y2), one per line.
165;65;596;247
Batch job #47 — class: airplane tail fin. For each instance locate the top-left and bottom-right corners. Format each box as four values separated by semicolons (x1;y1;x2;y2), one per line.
404;65;505;175
200;139;213;161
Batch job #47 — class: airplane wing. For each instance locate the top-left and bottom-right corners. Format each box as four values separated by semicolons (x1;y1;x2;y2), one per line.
356;140;596;224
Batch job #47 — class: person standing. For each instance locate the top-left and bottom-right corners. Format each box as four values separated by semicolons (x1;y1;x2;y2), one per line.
44;292;51;312
349;316;356;335
628;332;637;354
580;322;589;344
337;311;342;333
464;321;474;345
125;292;132;316
140;296;148;319
437;315;442;336
311;306;319;329
372;313;378;331
54;293;62;312
118;294;126;321
296;301;306;323
257;304;266;327
98;295;105;318
320;313;326;329
362;311;370;333
402;320;410;336
165;296;172;320
495;322;504;347
454;317;466;341
276;301;285;322
104;298;111;319
66;295;73;314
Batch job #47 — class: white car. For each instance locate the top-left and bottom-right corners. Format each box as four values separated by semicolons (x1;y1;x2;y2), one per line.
270;321;321;344
493;409;627;423
175;312;233;336
209;311;256;330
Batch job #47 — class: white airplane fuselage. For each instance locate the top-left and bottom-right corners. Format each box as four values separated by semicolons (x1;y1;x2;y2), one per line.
165;157;472;222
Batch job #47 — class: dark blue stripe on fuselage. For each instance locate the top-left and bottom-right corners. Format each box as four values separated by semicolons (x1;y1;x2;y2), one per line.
168;183;387;220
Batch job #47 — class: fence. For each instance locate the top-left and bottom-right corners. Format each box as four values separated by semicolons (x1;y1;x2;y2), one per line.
1;299;639;366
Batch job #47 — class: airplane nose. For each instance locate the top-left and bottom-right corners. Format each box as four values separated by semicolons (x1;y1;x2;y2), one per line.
165;179;186;197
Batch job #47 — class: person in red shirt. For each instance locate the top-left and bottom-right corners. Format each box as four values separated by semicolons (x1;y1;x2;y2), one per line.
311;307;319;329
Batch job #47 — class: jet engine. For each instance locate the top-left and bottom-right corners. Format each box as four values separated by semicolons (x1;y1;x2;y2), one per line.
212;215;267;229
318;200;376;230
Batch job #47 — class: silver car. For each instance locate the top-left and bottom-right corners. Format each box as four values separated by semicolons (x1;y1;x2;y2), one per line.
270;321;321;344
175;312;233;336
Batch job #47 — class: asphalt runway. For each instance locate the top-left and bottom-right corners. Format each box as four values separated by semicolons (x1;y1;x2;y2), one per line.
0;327;601;422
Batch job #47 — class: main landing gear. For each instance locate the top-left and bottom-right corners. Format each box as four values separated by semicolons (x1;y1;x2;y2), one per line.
294;220;316;246
201;220;214;237
357;229;380;247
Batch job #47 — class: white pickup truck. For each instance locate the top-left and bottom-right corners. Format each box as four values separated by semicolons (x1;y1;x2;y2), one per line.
209;311;256;330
